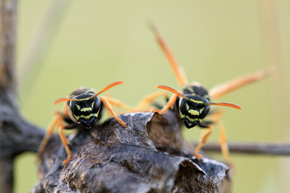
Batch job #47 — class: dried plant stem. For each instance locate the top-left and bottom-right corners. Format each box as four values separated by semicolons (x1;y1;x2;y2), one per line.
0;158;14;193
199;142;290;156
17;0;70;92
258;0;289;132
0;0;17;193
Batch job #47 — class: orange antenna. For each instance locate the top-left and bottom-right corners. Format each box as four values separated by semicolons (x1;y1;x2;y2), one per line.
205;102;242;110
54;97;78;105
156;85;189;101
148;22;188;87
54;81;123;105
157;85;242;110
89;81;124;99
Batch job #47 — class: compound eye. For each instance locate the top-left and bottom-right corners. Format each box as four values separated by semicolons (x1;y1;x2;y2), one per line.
178;98;188;114
91;97;101;113
199;105;210;119
69;101;81;116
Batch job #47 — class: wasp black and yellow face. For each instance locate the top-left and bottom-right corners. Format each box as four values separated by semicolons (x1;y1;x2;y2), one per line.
179;94;210;128
68;89;102;128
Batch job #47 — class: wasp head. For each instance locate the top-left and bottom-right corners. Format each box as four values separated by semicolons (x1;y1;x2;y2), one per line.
179;94;210;128
69;92;101;128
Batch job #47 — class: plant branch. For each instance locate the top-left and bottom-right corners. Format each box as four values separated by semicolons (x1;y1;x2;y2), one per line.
0;0;17;193
198;142;290;156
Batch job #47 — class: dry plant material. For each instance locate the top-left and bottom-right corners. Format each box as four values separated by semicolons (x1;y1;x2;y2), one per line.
33;111;232;193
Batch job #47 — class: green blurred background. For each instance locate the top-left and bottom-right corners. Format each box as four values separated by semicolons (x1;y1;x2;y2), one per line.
15;0;289;192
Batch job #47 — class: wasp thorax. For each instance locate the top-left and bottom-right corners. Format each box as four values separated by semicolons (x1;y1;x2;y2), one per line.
179;95;210;128
69;94;101;128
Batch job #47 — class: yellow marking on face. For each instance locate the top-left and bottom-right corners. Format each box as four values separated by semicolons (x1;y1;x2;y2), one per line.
80;114;94;119
92;106;101;118
188;109;200;116
95;106;100;116
77;97;92;101
180;113;185;118
80;107;92;112
91;101;95;108
185;116;199;122
76;104;81;110
73;115;79;120
189;98;204;104
186;103;190;110
200;107;204;114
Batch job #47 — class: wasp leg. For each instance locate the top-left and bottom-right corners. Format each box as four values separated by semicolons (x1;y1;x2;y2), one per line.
54;116;77;166
207;109;233;166
37;103;73;162
195;125;213;159
36;112;63;161
106;96;135;112
135;91;168;111
153;94;178;114
148;22;188;87
217;119;233;167
209;67;273;100
100;96;127;128
58;122;72;166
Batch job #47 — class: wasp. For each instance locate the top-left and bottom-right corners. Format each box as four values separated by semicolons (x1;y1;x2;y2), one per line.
146;23;272;164
37;81;127;165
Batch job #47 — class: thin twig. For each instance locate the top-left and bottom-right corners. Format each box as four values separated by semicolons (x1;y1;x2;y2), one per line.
258;0;289;132
198;142;290;156
17;0;70;94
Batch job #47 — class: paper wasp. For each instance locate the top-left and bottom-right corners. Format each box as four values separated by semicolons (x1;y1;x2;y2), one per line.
145;23;272;164
37;81;127;165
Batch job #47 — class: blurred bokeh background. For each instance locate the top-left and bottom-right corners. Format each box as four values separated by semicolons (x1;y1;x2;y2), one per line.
15;0;289;192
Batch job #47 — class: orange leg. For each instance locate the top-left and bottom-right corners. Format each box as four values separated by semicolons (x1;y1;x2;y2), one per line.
153;94;178;114
195;125;213;159
209;67;273;100
217;120;233;167
207;109;233;166
37;103;71;163
106;96;135;112
58;123;72;166
148;22;188;87
100;96;127;128
37;112;63;161
136;91;168;110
